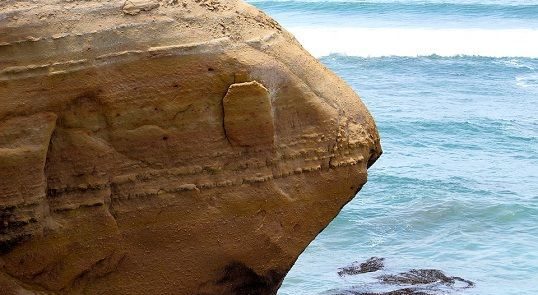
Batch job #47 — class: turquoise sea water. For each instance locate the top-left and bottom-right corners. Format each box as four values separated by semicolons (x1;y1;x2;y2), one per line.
248;1;538;294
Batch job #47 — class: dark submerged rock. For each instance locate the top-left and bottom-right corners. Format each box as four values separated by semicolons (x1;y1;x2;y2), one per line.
338;257;385;276
349;288;433;295
377;269;475;288
330;258;474;295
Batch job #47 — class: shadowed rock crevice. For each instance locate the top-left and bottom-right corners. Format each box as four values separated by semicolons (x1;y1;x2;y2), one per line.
0;232;31;255
215;262;285;295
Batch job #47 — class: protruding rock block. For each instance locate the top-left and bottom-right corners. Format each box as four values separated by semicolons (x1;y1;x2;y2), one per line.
0;113;56;254
0;0;381;294
122;0;159;15
223;81;275;147
0;113;56;205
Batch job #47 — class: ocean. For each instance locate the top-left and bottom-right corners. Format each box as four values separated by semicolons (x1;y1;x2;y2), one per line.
247;0;538;294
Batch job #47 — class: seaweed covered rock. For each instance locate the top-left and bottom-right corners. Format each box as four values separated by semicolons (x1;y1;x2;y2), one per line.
0;0;381;294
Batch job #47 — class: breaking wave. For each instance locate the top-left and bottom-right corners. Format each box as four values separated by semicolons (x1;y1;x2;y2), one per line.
288;27;538;58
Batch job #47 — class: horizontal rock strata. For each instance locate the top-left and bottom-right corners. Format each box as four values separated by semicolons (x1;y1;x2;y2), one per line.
0;0;381;294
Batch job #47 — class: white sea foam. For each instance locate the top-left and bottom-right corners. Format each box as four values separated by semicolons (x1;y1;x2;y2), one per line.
516;74;538;88
288;27;538;58
495;59;536;70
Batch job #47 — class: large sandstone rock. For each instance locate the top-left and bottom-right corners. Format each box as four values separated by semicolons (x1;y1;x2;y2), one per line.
0;0;381;294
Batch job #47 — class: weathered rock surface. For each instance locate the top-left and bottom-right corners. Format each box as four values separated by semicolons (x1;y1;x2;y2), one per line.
0;0;381;294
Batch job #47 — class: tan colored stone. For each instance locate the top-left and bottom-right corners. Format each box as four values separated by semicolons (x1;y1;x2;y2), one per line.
0;0;381;294
122;0;160;15
223;81;275;147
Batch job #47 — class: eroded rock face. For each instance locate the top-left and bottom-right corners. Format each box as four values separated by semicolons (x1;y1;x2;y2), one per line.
0;0;381;294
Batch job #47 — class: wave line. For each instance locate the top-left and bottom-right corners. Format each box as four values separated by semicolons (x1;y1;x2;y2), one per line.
289;27;538;57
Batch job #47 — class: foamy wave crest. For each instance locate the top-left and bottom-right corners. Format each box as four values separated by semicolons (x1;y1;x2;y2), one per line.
289;27;538;58
516;74;538;88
